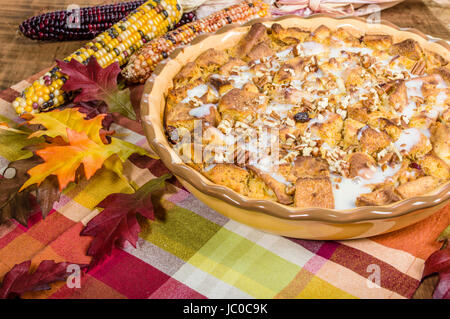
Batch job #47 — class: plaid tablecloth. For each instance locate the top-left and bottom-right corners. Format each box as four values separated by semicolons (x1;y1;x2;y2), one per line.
0;71;449;299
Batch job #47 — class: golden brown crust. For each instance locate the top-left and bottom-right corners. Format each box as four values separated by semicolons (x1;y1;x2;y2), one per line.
417;154;450;179
348;152;376;178
294;177;334;208
359;127;392;155
247;42;274;61
237;23;269;57
389;39;423;60
195;48;229;69
388;80;408;111
247;165;292;204
218;88;265;121
310;25;331;43
396;176;440;198
203;164;249;195
292;156;330;178
362;34;393;50
356;185;401;206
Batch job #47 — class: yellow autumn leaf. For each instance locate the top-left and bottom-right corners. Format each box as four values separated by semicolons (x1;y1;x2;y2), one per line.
27;108;105;143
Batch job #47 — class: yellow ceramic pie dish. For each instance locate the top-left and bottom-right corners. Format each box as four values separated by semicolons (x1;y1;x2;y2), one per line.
141;15;450;240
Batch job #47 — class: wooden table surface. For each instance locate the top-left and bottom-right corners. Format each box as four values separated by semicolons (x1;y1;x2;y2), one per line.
0;0;448;299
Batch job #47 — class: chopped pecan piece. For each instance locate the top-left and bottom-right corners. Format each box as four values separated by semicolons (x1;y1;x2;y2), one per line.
411;60;426;76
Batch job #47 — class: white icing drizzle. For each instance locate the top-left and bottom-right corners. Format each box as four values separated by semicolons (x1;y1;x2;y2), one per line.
228;71;253;89
357;125;369;140
405;79;424;98
298;41;324;56
403;101;417;119
276;48;293;60
271;173;292;186
182;84;209;103
332;164;401;210
265;102;295;119
189;104;216;118
394;128;423;152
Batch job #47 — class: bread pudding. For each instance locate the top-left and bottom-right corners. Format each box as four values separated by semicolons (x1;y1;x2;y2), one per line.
163;22;450;210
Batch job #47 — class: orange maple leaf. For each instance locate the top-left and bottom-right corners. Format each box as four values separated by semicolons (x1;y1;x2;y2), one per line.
19;108;151;192
21;128;115;191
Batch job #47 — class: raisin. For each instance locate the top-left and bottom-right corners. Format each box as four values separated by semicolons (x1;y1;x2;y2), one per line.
294;112;310;123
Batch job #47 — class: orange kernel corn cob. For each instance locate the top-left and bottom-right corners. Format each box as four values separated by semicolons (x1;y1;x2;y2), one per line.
121;0;270;84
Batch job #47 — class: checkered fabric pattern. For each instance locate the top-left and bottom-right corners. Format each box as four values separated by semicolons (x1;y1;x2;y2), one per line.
0;70;448;299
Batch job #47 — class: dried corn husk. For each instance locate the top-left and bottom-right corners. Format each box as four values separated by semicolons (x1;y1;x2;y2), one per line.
180;0;209;12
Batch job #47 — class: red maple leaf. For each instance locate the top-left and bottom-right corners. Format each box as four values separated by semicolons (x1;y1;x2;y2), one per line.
56;58;121;103
0;260;82;299
80;174;171;267
422;247;450;299
56;58;136;120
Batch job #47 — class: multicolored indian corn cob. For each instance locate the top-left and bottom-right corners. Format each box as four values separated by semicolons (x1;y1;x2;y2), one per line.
13;0;182;115
19;0;146;41
122;0;269;84
174;11;197;29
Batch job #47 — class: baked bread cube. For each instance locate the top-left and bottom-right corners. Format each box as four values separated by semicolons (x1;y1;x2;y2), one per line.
331;28;360;45
270;23;309;45
359;127;392;155
310;25;331;43
247;165;292;204
247;42;274;61
218;58;247;76
388;80;408;111
417;154;450;179
425;50;448;71
370;117;403;140
356;185;401;206
343;118;365;148
362;34;393;50
348;103;370;123
165;103;219;132
294;177;334;208
309;112;343;147
431;66;450;84
394;56;417;70
389;39;423;61
348;152;376;178
218;88;266;121
343;67;365;88
207;75;234;96
173;62;201;87
203;164;249;195
408;114;434;130
405;131;433;159
273;56;306;84
237;23;269;58
195;48;229;70
166;80;203;106
247;173;278;201
396;176;440;198
430;122;450;165
292;156;330;178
